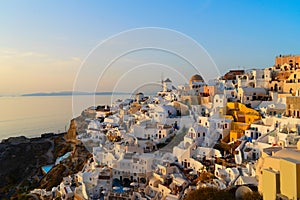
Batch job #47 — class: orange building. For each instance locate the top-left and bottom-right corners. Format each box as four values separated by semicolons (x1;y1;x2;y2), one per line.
222;70;245;80
275;55;300;68
286;96;300;118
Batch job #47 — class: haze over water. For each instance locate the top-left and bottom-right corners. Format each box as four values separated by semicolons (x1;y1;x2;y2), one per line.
0;95;125;140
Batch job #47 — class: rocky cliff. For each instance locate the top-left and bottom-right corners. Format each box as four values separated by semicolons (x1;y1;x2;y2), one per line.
64;119;79;143
0;118;91;199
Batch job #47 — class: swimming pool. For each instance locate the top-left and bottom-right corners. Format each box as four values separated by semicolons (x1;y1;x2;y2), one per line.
42;164;54;174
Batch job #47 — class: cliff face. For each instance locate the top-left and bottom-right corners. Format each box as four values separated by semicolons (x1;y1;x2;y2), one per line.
0;135;56;199
64;119;78;142
0;117;92;199
65;110;96;142
39;143;91;191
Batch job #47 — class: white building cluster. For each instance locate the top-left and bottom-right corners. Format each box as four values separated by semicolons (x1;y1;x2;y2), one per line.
32;57;300;199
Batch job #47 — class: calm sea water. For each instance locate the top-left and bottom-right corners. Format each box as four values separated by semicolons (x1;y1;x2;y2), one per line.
0;95;127;140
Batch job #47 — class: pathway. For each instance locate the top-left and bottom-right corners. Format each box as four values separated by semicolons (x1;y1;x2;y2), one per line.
45;138;54;163
160;127;187;153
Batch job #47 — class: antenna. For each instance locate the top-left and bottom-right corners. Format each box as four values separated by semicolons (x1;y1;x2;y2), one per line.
161;72;164;91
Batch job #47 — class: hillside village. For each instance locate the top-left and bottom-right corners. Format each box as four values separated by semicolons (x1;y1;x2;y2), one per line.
32;55;300;200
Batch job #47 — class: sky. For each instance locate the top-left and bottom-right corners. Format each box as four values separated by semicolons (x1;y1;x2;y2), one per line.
0;0;300;95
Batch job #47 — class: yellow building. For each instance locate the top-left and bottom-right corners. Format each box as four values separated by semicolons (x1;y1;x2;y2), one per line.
262;169;280;200
282;69;300;95
258;147;300;200
229;130;245;142
279;158;300;199
226;102;261;142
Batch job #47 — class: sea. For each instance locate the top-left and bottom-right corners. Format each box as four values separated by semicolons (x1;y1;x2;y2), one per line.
0;95;128;140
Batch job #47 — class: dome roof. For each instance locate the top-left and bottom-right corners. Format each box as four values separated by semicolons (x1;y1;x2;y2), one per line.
235;186;252;200
164;78;172;83
189;74;204;85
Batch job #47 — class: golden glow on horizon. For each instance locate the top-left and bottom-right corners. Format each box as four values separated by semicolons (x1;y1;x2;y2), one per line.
0;48;81;94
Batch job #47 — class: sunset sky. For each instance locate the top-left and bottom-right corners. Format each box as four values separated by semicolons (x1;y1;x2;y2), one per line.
1;0;300;95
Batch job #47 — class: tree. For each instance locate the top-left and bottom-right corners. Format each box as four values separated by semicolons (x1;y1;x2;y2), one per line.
241;192;263;200
184;187;235;200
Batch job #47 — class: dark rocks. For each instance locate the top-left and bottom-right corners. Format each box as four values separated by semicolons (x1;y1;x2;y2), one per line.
0;117;92;199
1;136;30;144
41;133;55;138
0;137;52;198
